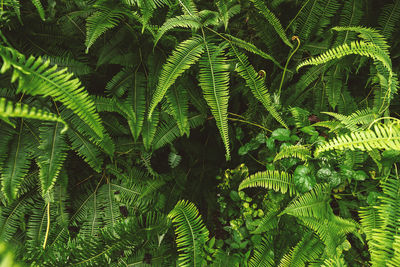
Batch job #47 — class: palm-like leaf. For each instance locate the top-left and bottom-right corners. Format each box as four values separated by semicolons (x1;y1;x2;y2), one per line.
166;85;189;136
239;170;297;196
168;200;209;267
281;184;331;219
199;41;231;159
37;122;68;198
230;48;287;128
149;36;204;118
0;45;104;138
249;236;274;267
315;123;400;156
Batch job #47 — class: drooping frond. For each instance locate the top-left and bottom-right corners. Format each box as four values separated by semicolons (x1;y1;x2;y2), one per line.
154;15;202;45
0;97;67;131
323;108;378;131
152;113;205;150
166;85;189;136
229;47;287;128
378;0;400;42
178;0;198;16
249;0;292;48
31;0;45;21
37;122;68;198
289;107;310;128
315;123;400;156
0;45;104;138
239;170;297;196
1;121;32;201
281;184;332;219
278;232;324;267
297;41;391;73
299;216;358;257
223;34;282;67
199;41;231;160
85;1;126;53
168;200;209;267
142;109;159;150
274;144;311;162
249;236;274;267
149;36;204;118
124;72;146;141
216;0;240;30
332;26;390;53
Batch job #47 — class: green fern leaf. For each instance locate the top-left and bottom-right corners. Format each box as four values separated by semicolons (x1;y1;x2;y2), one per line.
281;184;331;219
166;85;189;136
0;45;104;138
199;41;231;160
178;0;198;16
279;232;324;267
1;121;32;201
224;34;283;68
249;0;292;48
31;0;45;21
297;41;392;73
249;236;274;267
154;15;202;45
168;200;209;267
149;36;204;118
239;170;297;196
37;122;68;198
378;0;400;41
274;144;311;162
315;123;400;156
142;109;159;150
0;97;68;131
230;48;287;128
85;1;126;53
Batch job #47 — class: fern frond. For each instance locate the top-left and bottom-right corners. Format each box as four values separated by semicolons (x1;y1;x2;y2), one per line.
315;123;400;156
0;45;104;138
1;121;32;201
152;113;205;150
168;200;209;267
274;145;311;162
217;0;240;30
289;107;310;128
229;48;287;128
323;108;378;131
169;152;182;168
149;36;204;118
332;26;390;52
166;85;189;136
249;236;274;267
124;72;146;141
239;170;297;196
334;0;363;44
142;109;159;150
154;15;202;45
224;34;282;67
0;98;67;132
251;209;279;234
85;1;126;53
281;184;331;219
359;206;380;241
249;0;292;48
37;122;68;198
299;216;358;257
378;0;400;42
31;0;45;21
278;232;324;267
178;0;198;16
199;41;231;160
297;41;391;73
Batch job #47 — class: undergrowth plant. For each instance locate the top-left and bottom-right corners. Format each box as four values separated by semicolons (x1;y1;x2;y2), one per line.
0;0;400;266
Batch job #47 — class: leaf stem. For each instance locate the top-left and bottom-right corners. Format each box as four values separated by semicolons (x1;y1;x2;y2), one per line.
277;36;300;97
43;202;50;249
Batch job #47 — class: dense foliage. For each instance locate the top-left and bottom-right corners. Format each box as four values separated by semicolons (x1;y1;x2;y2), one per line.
1;0;400;266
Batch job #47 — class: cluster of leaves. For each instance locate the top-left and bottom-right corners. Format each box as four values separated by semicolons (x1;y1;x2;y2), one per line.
0;0;400;266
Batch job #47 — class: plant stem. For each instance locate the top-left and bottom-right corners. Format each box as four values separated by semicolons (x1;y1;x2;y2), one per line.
277;36;301;97
43;202;50;249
